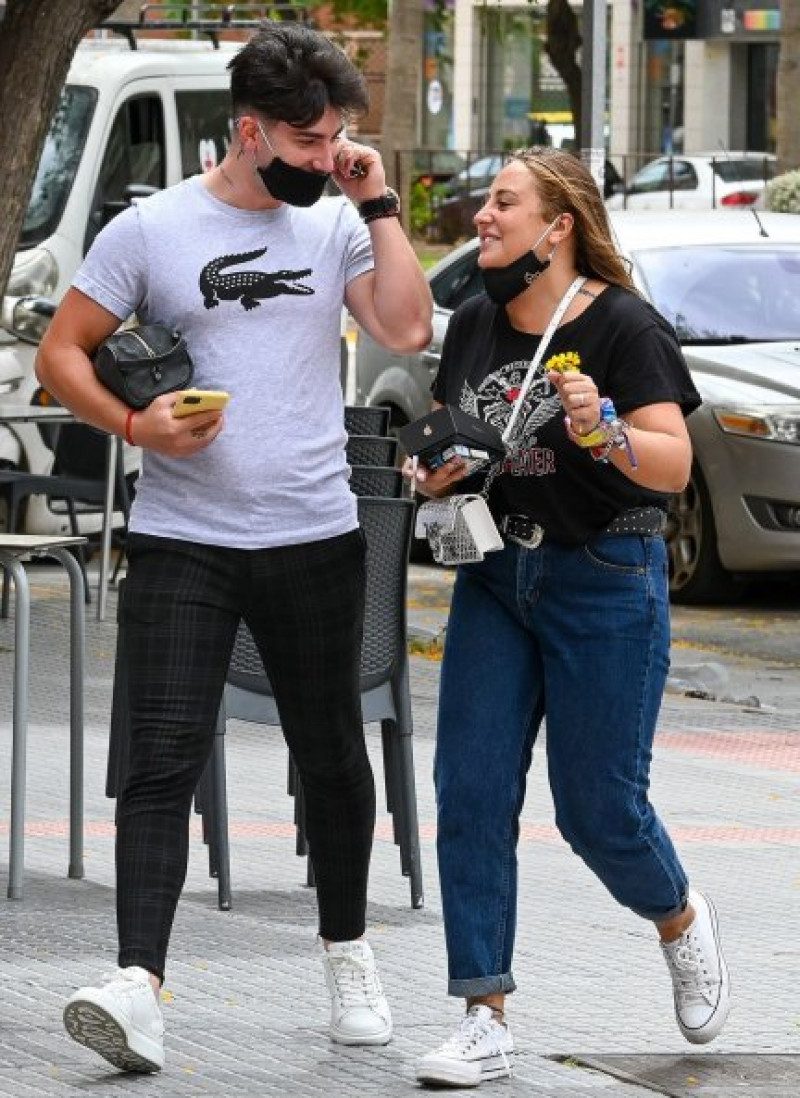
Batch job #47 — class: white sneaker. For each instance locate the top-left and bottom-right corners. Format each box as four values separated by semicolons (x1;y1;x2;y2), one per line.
661;889;731;1044
63;966;165;1072
416;1005;514;1087
320;939;393;1045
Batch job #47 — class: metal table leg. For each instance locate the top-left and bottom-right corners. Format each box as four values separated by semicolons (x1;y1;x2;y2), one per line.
52;548;85;881
1;555;30;901
97;434;118;622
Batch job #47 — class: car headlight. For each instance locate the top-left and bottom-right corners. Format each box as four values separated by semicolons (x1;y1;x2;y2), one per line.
6;247;58;298
713;406;800;444
8;296;56;344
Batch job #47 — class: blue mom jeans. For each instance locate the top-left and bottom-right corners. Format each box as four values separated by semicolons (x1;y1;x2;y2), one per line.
434;533;689;998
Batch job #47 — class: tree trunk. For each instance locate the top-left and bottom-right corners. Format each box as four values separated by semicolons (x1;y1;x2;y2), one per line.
0;0;120;296
776;0;800;174
381;0;424;232
544;0;582;146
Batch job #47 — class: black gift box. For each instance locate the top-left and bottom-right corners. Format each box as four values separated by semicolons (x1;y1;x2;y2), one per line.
396;405;506;471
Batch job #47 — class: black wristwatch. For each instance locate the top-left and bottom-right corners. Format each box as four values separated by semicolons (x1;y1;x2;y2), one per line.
359;188;401;223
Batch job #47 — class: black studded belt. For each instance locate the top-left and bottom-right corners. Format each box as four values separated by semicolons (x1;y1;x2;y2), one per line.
498;506;667;549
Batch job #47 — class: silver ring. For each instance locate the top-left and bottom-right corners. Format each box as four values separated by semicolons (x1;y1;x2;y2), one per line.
577;392;584;407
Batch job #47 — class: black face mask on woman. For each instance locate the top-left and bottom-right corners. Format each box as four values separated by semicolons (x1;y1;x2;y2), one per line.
481;217;561;305
256;122;330;207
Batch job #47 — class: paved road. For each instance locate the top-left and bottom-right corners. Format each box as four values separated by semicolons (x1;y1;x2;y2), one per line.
0;563;797;1096
409;563;800;713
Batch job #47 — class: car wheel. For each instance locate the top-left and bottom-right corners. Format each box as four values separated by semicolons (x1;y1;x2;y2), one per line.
666;463;742;604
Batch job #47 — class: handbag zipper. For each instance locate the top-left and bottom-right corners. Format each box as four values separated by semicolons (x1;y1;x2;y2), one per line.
125;329;170;384
127;330;156;358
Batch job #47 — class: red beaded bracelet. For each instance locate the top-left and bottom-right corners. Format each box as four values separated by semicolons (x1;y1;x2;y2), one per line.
124;408;137;447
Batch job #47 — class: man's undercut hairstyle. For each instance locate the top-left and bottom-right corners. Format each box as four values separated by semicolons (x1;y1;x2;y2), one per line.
228;20;369;127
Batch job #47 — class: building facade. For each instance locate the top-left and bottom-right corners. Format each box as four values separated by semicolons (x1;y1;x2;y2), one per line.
614;0;781;160
419;0;780;161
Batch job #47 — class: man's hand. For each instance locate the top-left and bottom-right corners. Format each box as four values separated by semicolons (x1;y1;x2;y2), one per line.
332;140;387;204
130;393;225;456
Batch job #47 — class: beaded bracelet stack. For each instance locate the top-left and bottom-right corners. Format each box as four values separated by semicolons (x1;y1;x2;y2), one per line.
568;397;638;469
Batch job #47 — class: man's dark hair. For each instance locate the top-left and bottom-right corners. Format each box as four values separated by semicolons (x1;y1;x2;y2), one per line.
228;20;369;126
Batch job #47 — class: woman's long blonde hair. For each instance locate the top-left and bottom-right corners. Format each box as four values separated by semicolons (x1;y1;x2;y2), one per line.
510;147;636;292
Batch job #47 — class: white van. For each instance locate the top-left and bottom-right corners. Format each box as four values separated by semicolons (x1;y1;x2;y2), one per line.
0;29;240;533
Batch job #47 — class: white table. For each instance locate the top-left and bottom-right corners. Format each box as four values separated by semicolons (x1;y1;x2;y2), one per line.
0;534;87;899
0;403;119;620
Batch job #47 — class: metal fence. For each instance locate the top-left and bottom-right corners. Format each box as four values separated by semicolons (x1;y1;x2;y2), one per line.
399;148;777;243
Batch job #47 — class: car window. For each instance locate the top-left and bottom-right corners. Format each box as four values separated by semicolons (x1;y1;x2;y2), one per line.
84;94;165;253
430;252;483;310
175;90;233;178
627;161;671;193
460;156;501;182
628;159;697;194
20;85;97;249
445;155;504;195
633;245;800;341
713;159;775;183
671;161;698;191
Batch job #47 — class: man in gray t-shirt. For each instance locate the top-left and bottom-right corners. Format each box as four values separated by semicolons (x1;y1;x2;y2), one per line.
37;21;432;1077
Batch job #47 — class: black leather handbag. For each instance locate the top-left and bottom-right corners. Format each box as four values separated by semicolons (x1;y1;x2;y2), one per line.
93;325;194;410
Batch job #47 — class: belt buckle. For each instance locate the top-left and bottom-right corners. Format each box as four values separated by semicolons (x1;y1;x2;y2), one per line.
504;515;544;549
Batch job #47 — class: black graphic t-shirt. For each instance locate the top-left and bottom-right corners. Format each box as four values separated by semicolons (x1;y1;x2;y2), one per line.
432;285;701;546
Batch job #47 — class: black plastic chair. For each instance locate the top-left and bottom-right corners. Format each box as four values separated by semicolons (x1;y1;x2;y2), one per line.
349;464;404;498
203;496;422;911
344;405;390;437
107;498;423;912
0;422;133;615
345;434;397;467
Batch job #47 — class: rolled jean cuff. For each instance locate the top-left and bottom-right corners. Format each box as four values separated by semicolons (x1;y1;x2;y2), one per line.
448;971;517;998
635;890;688;924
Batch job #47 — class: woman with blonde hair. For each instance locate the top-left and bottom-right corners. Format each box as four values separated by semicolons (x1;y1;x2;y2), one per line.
412;147;730;1088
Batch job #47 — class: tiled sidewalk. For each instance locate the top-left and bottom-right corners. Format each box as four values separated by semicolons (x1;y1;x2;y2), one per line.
0;564;798;1096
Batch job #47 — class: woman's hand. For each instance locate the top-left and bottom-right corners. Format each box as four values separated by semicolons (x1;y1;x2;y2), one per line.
547;368;600;440
129;393;225;457
401;455;468;498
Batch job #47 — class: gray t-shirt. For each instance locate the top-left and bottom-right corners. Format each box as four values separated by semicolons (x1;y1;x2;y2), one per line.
74;176;374;547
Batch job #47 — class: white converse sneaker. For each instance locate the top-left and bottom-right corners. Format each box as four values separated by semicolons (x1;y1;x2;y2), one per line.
63;966;165;1072
661;889;731;1044
416;1005;514;1087
320;939;393;1045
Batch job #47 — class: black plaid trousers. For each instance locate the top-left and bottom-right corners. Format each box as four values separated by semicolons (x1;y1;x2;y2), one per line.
116;528;374;981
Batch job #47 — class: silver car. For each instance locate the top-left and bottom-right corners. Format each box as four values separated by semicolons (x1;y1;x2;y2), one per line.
355;211;800;603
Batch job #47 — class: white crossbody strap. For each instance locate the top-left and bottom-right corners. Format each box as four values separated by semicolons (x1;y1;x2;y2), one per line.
502;276;583;443
501;275;587;444
410;274;587;497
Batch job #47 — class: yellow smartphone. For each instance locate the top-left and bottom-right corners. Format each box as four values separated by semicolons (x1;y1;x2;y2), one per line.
172;389;230;417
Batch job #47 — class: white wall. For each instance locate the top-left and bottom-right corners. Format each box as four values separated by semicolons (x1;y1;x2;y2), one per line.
609;0;640;156
683;40;732;153
452;0;478;150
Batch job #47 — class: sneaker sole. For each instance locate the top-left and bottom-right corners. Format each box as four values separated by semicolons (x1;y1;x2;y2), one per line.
63;1000;163;1073
680;892;731;1045
330;1021;393;1046
416;1050;514;1087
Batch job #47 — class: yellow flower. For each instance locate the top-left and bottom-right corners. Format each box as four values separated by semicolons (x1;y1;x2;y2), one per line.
545;351;582;373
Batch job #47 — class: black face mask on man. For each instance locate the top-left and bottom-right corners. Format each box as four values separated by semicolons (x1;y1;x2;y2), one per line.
255;122;330;207
481;217;561;305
